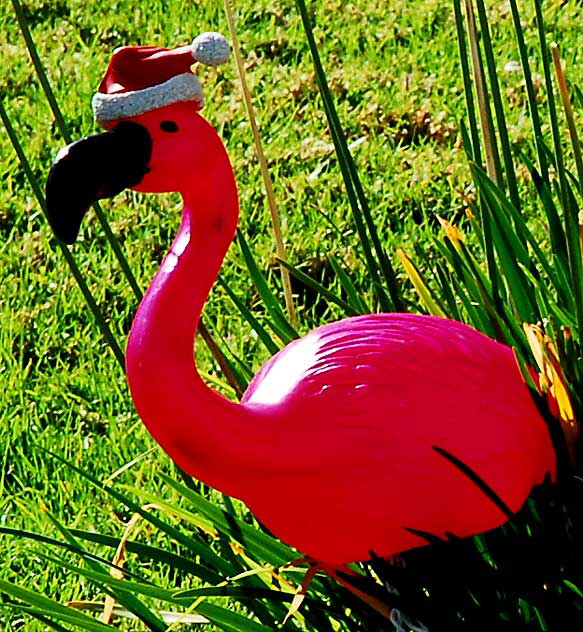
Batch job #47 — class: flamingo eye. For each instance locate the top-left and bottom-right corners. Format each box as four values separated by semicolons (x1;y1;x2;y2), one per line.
160;121;179;133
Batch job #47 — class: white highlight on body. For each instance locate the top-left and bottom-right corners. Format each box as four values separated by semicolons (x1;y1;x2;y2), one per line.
163;229;190;274
172;228;190;257
247;334;320;405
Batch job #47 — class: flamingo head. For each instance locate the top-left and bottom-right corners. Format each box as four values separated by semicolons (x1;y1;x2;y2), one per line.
45;34;231;244
45;101;226;244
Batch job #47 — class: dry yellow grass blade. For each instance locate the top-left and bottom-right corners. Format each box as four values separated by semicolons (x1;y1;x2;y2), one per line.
523;323;578;459
463;0;502;185
437;215;464;253
67;601;210;624
397;248;445;317
100;507;151;624
223;0;298;328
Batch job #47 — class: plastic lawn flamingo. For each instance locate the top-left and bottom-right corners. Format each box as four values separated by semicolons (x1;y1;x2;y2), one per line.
46;34;556;567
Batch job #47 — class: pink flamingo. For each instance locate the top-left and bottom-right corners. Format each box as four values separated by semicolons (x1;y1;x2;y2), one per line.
46;36;556;567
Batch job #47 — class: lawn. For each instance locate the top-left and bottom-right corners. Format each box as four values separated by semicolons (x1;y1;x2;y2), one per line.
2;0;583;630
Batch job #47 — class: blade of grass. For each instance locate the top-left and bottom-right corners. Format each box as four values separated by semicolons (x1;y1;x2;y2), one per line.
559;178;583;341
237;231;298;343
217;276;281;355
196;602;275;632
0;526;155;584
474;0;520;210
67;529;223;585
224;0;297;328
277;260;361;317
396;249;445;316
433;264;462;321
534;0;561;184
517;149;569;283
547;45;583;332
551;43;583;200
456;27;501;304
328;257;371;314
453;0;482;167
508;0;549;184
472;163;563;292
0;580;115;632
0;100;125;369
158;473;295;565
41;449;237;578
37;553;178;604
295;0;403;312
198;320;246;398
42;512;168;631
200;323;255;388
433;446;514;519
11;0;142;301
463;0;502;186
20;610;72;632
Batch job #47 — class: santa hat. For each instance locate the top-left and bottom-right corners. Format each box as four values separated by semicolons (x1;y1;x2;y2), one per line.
92;32;230;124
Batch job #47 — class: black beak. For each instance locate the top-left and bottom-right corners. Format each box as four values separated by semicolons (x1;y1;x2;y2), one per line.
45;121;152;244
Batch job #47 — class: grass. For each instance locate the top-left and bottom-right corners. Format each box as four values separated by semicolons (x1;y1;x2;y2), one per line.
3;0;583;629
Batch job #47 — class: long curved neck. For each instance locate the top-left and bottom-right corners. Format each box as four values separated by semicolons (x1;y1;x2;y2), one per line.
125;143;255;497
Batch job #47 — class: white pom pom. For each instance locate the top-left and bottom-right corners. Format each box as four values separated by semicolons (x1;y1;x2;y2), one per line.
192;32;230;67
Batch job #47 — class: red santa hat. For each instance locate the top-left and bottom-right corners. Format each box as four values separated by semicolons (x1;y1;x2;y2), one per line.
92;32;230;124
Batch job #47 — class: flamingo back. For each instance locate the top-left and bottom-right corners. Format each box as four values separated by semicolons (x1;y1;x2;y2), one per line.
241;313;556;564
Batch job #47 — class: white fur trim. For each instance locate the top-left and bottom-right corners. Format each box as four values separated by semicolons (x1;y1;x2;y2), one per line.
191;32;230;66
92;73;204;122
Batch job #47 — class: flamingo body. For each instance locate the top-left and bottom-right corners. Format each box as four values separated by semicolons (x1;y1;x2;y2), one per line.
240;313;555;563
48;94;557;566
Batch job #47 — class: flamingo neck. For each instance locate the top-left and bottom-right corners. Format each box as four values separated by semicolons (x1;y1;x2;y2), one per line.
125;150;252;495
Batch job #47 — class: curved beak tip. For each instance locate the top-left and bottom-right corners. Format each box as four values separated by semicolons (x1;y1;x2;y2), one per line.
44;122;152;244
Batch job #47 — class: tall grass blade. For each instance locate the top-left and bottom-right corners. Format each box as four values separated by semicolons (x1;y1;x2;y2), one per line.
41;449;238;578
0;527;150;582
295;0;403;312
198;320;246;397
67;529;223;584
10;0;143;302
534;0;560;187
396;249;445;316
508;0;548;184
453;0;482;167
474;0;520;210
159;473;295;565
0;100;126;369
328;257;371;314
217;277;281;355
433;264;462;321
459;1;501;304
224;0;298;328
237;231;298;343
463;0;502;185
472;163;563;297
20;611;72;632
517;150;569;283
42;512;167;631
551;44;583;200
432;446;514;519
196;603;275;632
278;260;360;317
0;579;115;632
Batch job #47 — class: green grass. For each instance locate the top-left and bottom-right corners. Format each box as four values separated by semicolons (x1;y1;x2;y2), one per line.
3;0;583;629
